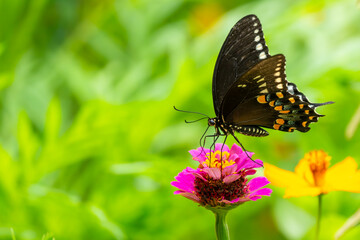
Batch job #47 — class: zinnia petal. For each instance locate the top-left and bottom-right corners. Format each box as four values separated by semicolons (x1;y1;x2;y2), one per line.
251;188;272;197
222;164;237;176
192;171;208;182
249;196;262;201
230;144;243;156
189;147;208;162
178;192;200;203
244;169;257;176
203;167;221;179
223;174;241;184
173;168;195;183
214;143;230;153
248;177;270;192
171;181;194;193
237;158;262;171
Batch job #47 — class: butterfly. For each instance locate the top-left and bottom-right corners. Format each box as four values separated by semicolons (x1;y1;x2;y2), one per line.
175;14;333;151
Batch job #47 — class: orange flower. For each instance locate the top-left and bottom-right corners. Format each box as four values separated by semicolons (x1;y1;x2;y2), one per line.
188;3;224;34
264;150;360;198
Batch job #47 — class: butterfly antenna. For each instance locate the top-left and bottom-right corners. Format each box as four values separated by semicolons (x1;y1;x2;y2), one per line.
173;106;210;118
230;132;263;167
185;117;208;124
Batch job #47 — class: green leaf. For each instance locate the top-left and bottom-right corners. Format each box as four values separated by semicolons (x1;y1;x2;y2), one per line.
17;110;40;184
44;97;62;142
273;199;315;239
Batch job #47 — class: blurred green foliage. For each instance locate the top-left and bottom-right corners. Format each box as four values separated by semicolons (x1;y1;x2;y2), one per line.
0;0;359;239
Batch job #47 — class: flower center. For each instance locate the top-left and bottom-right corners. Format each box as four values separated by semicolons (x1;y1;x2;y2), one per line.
306;150;331;187
194;173;248;207
203;150;235;169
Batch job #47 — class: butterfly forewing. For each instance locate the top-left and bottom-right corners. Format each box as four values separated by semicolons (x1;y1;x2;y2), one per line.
212;15;270;116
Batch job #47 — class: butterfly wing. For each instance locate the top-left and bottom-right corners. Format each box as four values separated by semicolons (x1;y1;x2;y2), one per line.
220;54;333;133
212;14;270;116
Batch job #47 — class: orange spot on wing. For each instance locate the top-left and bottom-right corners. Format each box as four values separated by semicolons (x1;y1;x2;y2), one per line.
274;106;283;111
289;97;295;103
305;110;310;114
302;121;307;127
276;92;284;98
309;116;315;120
269;101;275;107
288;127;295;132
273;124;281;130
276;119;285;125
280;110;290;114
299;104;304;109
257;95;267;104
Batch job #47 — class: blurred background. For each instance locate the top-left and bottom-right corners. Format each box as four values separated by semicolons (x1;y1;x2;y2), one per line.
0;0;359;239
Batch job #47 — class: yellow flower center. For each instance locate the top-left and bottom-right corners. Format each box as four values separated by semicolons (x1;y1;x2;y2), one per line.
203;150;235;169
305;150;331;187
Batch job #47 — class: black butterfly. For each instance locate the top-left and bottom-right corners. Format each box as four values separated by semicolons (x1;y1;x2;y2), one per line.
176;14;333;150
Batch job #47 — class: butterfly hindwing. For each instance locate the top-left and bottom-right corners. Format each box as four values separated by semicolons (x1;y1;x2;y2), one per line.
212;14;270;116
219;55;287;123
219;55;329;133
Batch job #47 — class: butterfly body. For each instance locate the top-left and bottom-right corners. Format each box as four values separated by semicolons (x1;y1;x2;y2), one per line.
209;118;269;137
209;14;333;139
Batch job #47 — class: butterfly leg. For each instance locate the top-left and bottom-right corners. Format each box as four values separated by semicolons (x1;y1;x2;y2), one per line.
220;134;228;175
202;133;223;165
210;134;220;165
229;131;263;167
199;125;210;156
202;133;225;150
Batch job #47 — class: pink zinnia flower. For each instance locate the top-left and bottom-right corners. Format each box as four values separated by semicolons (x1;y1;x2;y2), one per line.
171;143;272;207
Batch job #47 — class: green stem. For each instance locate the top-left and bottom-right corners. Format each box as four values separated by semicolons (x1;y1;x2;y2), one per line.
213;209;230;240
315;194;323;240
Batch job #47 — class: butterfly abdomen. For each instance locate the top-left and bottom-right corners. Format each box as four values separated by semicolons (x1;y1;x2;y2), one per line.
232;125;269;137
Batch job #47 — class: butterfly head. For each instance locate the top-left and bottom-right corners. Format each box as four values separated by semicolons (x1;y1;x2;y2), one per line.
208;118;217;127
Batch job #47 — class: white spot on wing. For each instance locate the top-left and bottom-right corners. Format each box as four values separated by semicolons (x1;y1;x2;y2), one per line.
260;89;268;94
274;72;280;77
288;84;295;94
259;82;266;88
276;84;283;89
259;52;266;59
255;36;260;42
254;29;259;34
257;77;265;83
275;77;282;83
253;23;258;27
256;43;263;51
